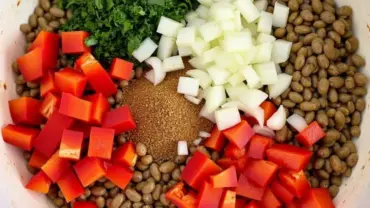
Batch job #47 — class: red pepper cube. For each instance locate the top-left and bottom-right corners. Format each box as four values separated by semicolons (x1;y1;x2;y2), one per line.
102;105;136;134
71;121;92;139
42;151;71;182
165;182;198;208
210;166;238;188
278;169;310;199
181;151;222;190
198;181;223;208
77;53;117;97
203;126;226;151
40;92;60;119
296;121;326;147
59;93;92;122
270;180;294;204
248;135;273;160
1;124;39;151
29;31;59;71
244;201;259;208
260;101;277;124
59;129;83;160
243;159;278;187
105;163;133;189
260;188;282;208
300;188;335;208
224;142;247;159
109;58;134;80
111;141;138;167
25;171;52;194
220;189;236;208
55;68;88;97
17;48;44;82
235;154;249;174
40;70;57;97
223;120;255;149
84;93;110;125
9;97;43;126
29;150;49;169
57;169;85;202
33;111;75;158
217;158;238;170
286;201;300;208
74;157;107;187
266;144;313;171
61;31;91;54
88;127;115;159
73;201;98;208
236;174;265;200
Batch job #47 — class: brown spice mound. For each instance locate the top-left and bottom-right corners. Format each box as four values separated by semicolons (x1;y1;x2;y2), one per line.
123;70;213;161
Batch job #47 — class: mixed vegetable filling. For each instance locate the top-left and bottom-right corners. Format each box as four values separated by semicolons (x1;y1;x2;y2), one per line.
2;0;368;207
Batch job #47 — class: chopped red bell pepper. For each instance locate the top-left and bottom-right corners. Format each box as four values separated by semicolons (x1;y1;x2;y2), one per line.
285;201;300;208
84;93;110;125
61;31;91;54
40;92;60;119
102;105;136;134
59;93;92;122
165;182;197;208
236;174;265;200
203;126;226;151
72;201;98;208
1;124;39;151
296;121;326;147
59;129;83;160
223;120;255;149
210;166;238;188
243;159;278;187
181;151;222;190
74;157;107;187
260;188;282;208
300;188;335;208
260;101;277;124
278;170;310;199
41;151;71;182
77;53;117;97
266;144;313;171
235;198;247;208
25;171;52;194
29;150;49;169
71;121;92;139
197;181;223;208
9;97;43;126
57;168;85;202
17;48;44;82
33;111;75;158
248;135;273;160
55;68;88;97
29;31;59;71
111;141;138;167
88;127;115;159
270;180;294;204
40;70;57;97
224;142;247;159
109;58;134;80
217;158;238;170
236;154;249;174
244;201;260;208
105;162;133;189
220;189;236;208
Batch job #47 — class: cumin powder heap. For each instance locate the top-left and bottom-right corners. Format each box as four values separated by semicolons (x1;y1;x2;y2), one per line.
123;70;213;161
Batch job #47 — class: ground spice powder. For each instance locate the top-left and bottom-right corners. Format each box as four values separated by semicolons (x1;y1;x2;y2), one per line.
123;70;213;161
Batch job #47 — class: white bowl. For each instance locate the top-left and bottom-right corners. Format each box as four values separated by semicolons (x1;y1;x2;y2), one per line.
0;0;369;207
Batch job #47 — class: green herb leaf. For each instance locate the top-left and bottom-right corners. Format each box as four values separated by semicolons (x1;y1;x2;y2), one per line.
148;0;165;6
94;0;103;9
106;0;114;10
85;37;98;46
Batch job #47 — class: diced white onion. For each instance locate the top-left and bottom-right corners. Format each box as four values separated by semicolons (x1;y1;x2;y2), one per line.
234;11;243;31
184;95;202;105
132;38;158;63
256;33;276;44
234;0;260;23
272;39;293;64
207;65;230;85
177;77;199;96
178;141;189;155
200;105;216;123
188;57;206;69
185;11;199;23
158;35;176;60
205;85;226;113
251;42;273;64
198;0;213;7
196;5;210;19
275;63;282;74
145;57;166;85
242;65;260;89
163;56;185;72
192;38;210;56
144;70;155;84
272;2;290;28
199;131;211;138
287;114;308;132
202;46;222;64
238;89;268;108
186;69;212;89
253;61;278;85
157;16;184;37
253;125;275;138
215;107;241;130
225;83;249;100
228;72;245;87
254;0;268;12
210;3;235;21
267;105;286;131
178;46;193;57
199;21;222;42
222;32;253;52
268;73;292;98
176;27;196;47
187;18;207;27
193;138;203;145
257;11;273;34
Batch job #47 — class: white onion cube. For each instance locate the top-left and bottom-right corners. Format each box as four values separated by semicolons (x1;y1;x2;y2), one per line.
177;77;199;96
253;61;278;85
163;56;185;72
225;83;249;100
177;141;189;155
199;131;211;138
158;35;176;60
272;2;290;28
193;138;203;146
238;89;268;108
254;0;268;11
196;5;210;19
234;0;260;23
215;107;241;130
185;11;199;22
210;3;235;21
220;20;237;32
178;46;193;57
198;0;213;7
187;18;207;27
202;46;222;64
287;114;308;132
205;86;226;113
207;65;231;85
157;16;184;37
256;33;276;44
234;11;243;31
267;105;286;131
186;69;212;89
176;27;196;47
268;73;292;98
257;11;273;34
189;57;206;69
192;37;210;56
222;32;253;52
242;65;261;89
184;95;202;105
200;105;216;123
272;39;293;64
132;38;158;63
199;21;222;42
228;72;245;87
251;42;273;64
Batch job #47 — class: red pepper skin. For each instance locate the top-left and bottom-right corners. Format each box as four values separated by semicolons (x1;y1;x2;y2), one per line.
17;48;44;81
300;188;335;208
285;201;300;208
243;159;278;187
72;201;98;208
9;97;43;126
40;92;60;119
259;188;282;208
77;53;117;97
1;124;39;151
109;58;134;80
61;31;91;54
278;170;310;199
235;198;247;208
220;189;236;208
236;154;249;174
71;121;92;139
197;181;223;208
165;182;197;208
217;158;238;170
111;141;138;167
29;31;59;71
248;135;273;160
223;120;255;149
244;201;260;208
105;163;133;189
266;144;313;171
224;142;247;159
74;157;107;187
260;101;277;124
236;174;265;200
203;126;226;151
84;93;110;125
25;171;52;194
29;150;49;169
270;180;294;204
40;70;57;97
57;169;85;202
59;93;92;122
55;68;88;97
41;151;71;182
33;111;75;158
102;105;136;134
88;127;115;160
59;129;84;160
296;121;326;147
210;166;238;188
